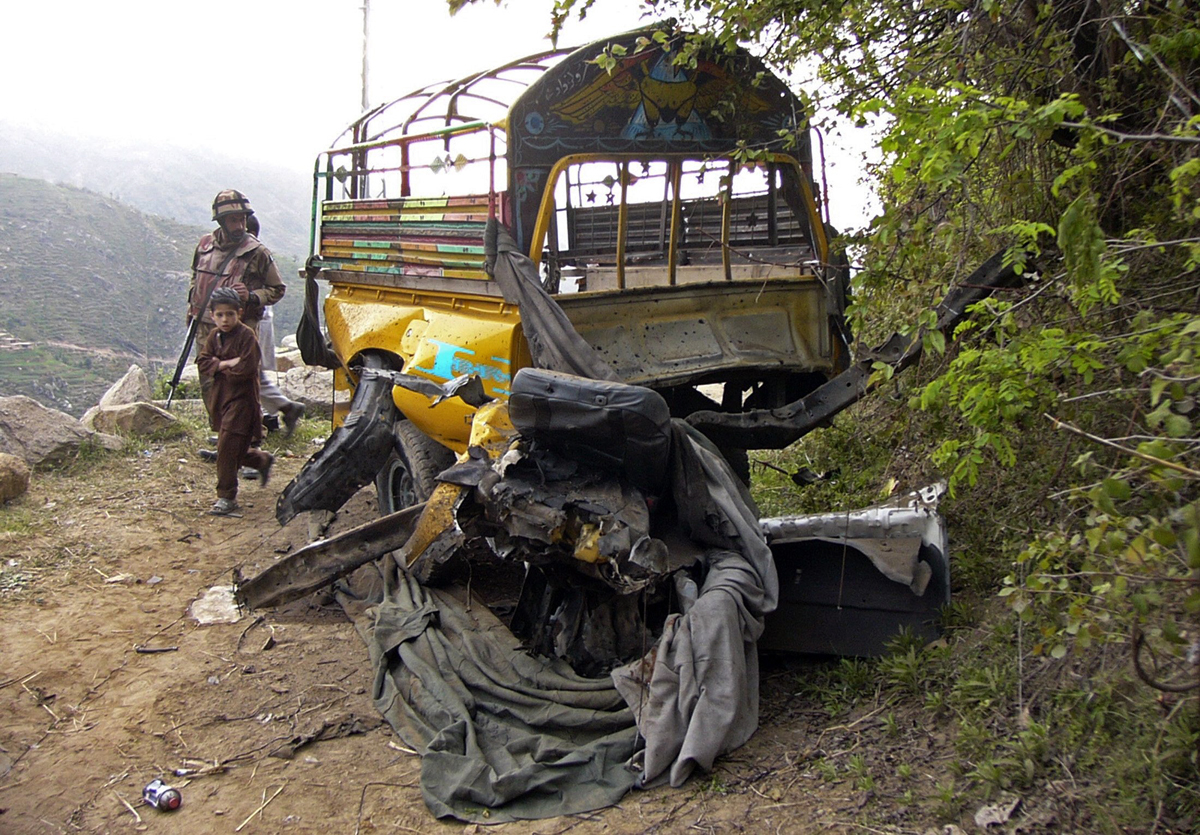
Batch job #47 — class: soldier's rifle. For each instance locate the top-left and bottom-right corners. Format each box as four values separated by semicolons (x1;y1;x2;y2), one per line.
165;316;202;410
165;248;242;410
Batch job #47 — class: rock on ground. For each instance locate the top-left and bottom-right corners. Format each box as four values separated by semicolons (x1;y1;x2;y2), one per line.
85;402;185;437
0;451;31;503
274;349;304;372
178;362;200;384
99;364;153;408
280;367;343;418
0;396;103;466
93;432;126;452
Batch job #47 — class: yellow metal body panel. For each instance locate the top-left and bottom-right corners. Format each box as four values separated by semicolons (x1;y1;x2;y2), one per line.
467;401;518;462
323;282;525;452
332;367;354;428
573;524;604;563
401;482;467;568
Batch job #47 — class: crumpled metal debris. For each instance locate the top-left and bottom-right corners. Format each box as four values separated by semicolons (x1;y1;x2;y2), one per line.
406;433;693;676
359;368;492;408
357;385;721;677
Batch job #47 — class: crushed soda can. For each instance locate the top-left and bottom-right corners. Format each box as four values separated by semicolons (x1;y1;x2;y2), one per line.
143;778;182;811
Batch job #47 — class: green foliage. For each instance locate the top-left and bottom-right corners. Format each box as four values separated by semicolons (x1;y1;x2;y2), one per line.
847;753;875;791
790;656;877;719
0;506;36;536
151;369;202;403
751;401;913;516
507;0;1200;825
697;772;731;795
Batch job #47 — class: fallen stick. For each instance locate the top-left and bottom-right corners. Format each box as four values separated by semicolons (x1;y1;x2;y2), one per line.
234;784;284;832
0;671;37;691
114;792;142;824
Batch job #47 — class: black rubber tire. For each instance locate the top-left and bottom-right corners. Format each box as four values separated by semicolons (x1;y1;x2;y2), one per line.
374;421;455;515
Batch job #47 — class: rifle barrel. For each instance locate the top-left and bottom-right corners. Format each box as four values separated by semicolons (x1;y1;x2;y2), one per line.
165;318;201;410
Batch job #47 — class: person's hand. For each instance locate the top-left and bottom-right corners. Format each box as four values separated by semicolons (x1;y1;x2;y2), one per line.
230;281;250;302
226;356;242;368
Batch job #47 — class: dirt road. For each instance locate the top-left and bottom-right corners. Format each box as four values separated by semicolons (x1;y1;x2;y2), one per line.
0;434;951;834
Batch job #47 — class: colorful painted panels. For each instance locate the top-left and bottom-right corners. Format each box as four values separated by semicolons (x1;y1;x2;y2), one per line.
318;195;491;280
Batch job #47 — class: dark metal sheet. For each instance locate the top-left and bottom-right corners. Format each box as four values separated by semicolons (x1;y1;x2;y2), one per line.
236;503;424;610
760;539;948;657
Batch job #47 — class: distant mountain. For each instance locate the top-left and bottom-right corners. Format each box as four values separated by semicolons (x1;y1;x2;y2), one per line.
0;121;313;258
0;174;305;415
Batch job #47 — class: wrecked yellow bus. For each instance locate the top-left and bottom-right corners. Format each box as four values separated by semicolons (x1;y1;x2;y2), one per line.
281;25;851;523
260;25;1029;665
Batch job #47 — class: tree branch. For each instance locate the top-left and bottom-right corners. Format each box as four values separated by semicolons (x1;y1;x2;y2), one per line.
1060;122;1200;145
1043;413;1200;478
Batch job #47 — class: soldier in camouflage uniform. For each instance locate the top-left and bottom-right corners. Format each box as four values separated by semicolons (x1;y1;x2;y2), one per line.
187;189;287;420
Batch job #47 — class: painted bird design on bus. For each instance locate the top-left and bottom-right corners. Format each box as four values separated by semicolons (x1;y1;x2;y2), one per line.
550;50;771;141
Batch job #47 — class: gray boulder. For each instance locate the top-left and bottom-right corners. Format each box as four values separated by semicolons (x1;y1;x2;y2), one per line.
280;367;345;418
88;402;185;437
0;396;98;466
274;349;305;372
0;452;31;504
94;432;127;452
99;364;153;408
79;406;101;430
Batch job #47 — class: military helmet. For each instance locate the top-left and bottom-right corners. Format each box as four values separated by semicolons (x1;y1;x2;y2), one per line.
211;189;255;221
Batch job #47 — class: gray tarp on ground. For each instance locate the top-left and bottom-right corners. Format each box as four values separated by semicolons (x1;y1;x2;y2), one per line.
336;566;640;822
613;422;778;788
333;220;778;821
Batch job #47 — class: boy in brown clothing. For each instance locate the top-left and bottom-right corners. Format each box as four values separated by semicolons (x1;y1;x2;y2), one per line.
198;287;274;516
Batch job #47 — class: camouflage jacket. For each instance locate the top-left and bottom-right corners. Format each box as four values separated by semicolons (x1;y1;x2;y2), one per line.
187;230;286;326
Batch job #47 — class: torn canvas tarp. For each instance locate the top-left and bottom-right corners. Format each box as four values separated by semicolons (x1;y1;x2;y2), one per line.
335;560;639;822
612;422;778;788
327;220;778;821
485;219;621;383
334;414;778;819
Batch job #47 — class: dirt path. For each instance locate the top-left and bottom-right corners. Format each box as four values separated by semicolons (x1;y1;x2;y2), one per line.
0;437;952;835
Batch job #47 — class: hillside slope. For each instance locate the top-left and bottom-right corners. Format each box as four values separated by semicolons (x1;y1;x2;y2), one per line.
0;174;305;414
0;121;312;258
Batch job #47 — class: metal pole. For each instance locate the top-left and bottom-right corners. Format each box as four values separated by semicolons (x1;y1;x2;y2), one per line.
361;0;370;113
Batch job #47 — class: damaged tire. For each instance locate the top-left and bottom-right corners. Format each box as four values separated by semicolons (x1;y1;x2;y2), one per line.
375;420;455;515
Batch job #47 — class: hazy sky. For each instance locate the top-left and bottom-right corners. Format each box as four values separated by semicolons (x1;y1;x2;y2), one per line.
1;0;876;228
2;1;646;162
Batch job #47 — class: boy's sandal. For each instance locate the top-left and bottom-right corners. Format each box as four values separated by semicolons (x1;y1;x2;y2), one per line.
209;498;241;516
